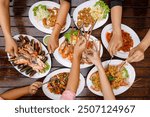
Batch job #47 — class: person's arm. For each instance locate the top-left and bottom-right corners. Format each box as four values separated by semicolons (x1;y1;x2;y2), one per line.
48;0;70;53
86;42;116;100
127;29;150;63
66;38;86;93
108;0;123;56
60;37;86;100
97;63;116;100
0;86;30;100
0;0;18;56
0;82;42;100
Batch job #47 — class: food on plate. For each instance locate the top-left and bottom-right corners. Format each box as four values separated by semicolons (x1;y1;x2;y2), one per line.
90;65;129;91
9;35;50;77
106;30;134;52
58;30;98;64
77;0;109;28
33;4;65;29
47;72;69;94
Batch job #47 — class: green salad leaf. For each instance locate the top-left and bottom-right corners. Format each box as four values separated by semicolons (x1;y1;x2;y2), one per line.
64;30;79;43
108;75;115;81
33;4;49;20
40;62;50;73
121;68;129;78
95;0;110;19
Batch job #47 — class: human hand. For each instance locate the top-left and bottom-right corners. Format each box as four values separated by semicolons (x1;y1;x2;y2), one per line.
86;41;101;67
47;34;59;54
28;82;42;95
127;44;145;63
5;37;18;57
74;36;87;58
108;32;123;56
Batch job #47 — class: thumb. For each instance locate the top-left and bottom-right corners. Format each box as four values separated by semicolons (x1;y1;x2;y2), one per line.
14;46;18;57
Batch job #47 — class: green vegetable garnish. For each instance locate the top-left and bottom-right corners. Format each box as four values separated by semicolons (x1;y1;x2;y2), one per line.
33;4;50;20
64;30;79;43
40;62;50;73
108;75;115;81
95;0;110;19
121;68;129;78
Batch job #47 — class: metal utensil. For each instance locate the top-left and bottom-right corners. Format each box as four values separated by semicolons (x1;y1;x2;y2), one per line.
107;56;114;67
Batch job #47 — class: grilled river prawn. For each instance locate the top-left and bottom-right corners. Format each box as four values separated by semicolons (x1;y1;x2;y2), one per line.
10;35;48;77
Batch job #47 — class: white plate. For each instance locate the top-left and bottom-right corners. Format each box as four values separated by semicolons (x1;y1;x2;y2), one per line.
73;0;109;31
42;68;85;100
87;59;136;96
53;35;103;69
101;23;140;59
29;1;71;34
7;34;51;79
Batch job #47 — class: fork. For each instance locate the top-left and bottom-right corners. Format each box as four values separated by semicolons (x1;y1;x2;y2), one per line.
107;56;114;67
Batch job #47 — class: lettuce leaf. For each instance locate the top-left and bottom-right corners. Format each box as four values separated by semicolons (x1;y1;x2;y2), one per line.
64;30;79;43
95;0;110;19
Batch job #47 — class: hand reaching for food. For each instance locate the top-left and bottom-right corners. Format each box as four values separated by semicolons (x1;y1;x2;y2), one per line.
73;36;87;58
47;33;59;53
86;41;101;67
5;37;18;57
108;32;123;57
127;44;145;63
28;82;42;95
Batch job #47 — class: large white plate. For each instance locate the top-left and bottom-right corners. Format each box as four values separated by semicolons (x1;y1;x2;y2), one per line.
29;1;71;34
7;34;51;79
87;59;136;96
42;68;85;100
101;23;140;59
73;0;109;31
53;35;103;69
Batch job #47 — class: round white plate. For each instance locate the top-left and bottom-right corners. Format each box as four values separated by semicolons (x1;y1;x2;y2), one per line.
101;23;140;59
87;59;136;96
42;68;85;100
7;34;51;79
73;0;109;31
53;35;103;69
29;1;71;34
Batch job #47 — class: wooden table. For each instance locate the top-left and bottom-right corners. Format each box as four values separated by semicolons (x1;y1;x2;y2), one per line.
0;0;150;100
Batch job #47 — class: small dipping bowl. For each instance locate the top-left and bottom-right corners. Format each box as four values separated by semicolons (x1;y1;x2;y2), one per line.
43;35;51;46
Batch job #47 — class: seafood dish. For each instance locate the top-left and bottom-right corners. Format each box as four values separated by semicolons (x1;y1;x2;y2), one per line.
90;65;129;91
58;30;98;64
47;72;69;94
106;30;134;52
9;35;50;77
77;0;109;28
33;4;65;30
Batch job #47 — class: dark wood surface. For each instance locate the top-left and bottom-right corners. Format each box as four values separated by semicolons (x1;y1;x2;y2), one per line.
0;0;150;100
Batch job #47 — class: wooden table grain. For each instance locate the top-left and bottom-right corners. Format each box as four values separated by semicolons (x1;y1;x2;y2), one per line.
0;0;150;100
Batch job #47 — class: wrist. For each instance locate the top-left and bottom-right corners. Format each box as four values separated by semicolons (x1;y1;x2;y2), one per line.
96;61;103;69
4;34;12;41
112;28;122;35
23;86;30;95
73;53;82;60
139;41;149;52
